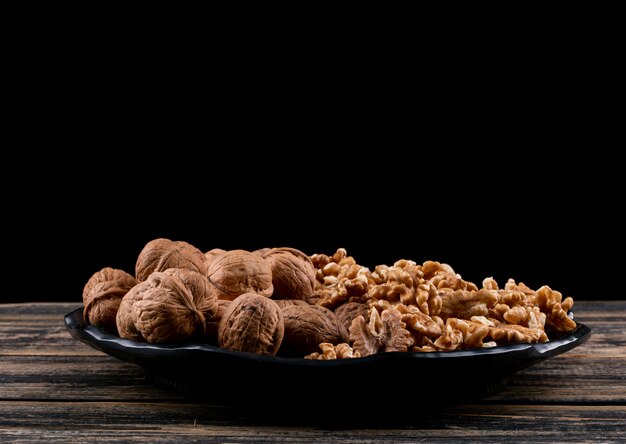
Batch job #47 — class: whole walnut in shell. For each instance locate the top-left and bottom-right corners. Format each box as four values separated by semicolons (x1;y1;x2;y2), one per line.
116;280;156;341
206;250;273;301
116;271;206;343
135;238;207;282
163;268;218;321
274;299;310;309
280;305;348;357
205;248;226;268
218;292;284;356
260;247;316;302
83;267;137;334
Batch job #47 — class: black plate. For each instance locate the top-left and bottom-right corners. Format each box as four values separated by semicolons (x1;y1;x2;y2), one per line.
65;307;591;405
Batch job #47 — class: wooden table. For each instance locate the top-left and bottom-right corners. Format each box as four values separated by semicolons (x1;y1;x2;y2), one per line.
1;301;624;443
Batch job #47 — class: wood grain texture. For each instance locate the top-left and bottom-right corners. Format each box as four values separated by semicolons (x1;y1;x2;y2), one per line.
0;301;625;443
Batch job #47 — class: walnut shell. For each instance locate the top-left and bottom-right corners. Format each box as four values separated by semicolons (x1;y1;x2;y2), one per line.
274;299;310;310
333;302;369;335
116;280;155;341
218;293;284;356
135;238;206;282
206;250;273;301
280;305;348;356
83;267;137;334
261;247;316;301
163;268;218;320
131;272;206;343
205;248;227;268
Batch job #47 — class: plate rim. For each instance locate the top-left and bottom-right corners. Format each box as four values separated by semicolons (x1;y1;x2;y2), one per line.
65;306;592;367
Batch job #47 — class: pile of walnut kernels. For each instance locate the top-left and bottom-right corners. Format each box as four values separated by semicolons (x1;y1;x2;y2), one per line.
82;238;577;360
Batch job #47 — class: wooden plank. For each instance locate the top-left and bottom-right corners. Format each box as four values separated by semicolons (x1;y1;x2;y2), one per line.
0;402;624;443
0;320;102;356
0;356;182;402
0;302;81;319
0;353;624;404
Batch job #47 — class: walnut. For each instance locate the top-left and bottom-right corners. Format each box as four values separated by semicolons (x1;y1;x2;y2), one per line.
504;279;537;296
327;271;371;307
487;321;548;344
349;307;412;357
503;305;528;325
116;280;155;341
334;302;369;334
424;283;442;316
204;248;226;267
440;289;498;320
488;303;510;322
393;259;424;286
310;252;331;273
397;304;442;338
261;247;316;301
280;305;348;356
135;238;206;282
496;290;526;308
312;248;372;310
366;263;442;316
482;277;499;290
422;261;456;279
368;266;414;305
433;318;465;351
162;268;218;320
526;306;547;331
463;320;491;348
305;342;361;360
433;318;490;351
83;267;136;334
206;250;273;301
562;296;574;312
218;293;284;356
131;272;206;343
423;260;477;291
334;342;360;359
535;285;577;332
274;299;310;309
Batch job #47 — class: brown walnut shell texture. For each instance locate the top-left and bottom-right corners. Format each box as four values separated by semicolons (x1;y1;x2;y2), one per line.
206;250;273;300
116;271;206;343
274;299;310;309
261;247;316;301
333;302;370;335
116;280;156;341
204;248;227;268
281;305;348;356
135;238;207;282
218;293;284;356
163;268;218;320
83;267;137;334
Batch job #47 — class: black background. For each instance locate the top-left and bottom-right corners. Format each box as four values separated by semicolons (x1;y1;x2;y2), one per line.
2;54;620;304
